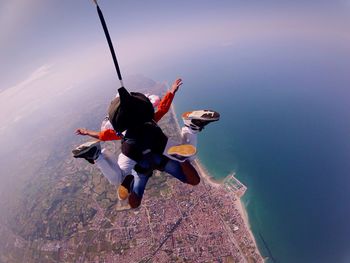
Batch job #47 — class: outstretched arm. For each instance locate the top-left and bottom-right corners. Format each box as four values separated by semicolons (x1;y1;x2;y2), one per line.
154;78;183;122
75;128;100;139
170;78;183;95
76;128;122;141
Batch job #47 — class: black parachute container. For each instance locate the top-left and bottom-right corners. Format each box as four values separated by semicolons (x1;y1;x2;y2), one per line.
108;88;154;133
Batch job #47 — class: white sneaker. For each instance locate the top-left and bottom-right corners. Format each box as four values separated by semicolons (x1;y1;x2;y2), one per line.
72;141;101;164
182;110;220;131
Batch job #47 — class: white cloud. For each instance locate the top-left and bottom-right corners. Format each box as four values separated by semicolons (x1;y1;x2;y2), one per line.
0;64;52;130
0;45;112;132
10;64;52;92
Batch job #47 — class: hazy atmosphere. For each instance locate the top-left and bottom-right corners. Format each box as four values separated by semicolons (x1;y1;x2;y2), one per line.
1;1;350;262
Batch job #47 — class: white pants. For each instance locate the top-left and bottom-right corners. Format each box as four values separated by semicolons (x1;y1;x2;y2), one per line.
96;126;198;185
181;126;198;147
95;150;136;186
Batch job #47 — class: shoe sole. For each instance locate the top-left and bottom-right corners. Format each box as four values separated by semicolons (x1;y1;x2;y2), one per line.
167;144;196;157
182;110;220;121
118;185;129;201
72;140;100;157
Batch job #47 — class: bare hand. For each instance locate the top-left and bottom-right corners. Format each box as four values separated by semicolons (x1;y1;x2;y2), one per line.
170;78;183;94
75;128;89;136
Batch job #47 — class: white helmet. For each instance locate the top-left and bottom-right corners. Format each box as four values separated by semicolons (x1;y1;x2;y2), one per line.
146;94;161;108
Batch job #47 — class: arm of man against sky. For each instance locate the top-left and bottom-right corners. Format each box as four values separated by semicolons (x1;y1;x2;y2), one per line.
154;92;174;122
75;128;122;141
75;128;100;139
154;78;182;122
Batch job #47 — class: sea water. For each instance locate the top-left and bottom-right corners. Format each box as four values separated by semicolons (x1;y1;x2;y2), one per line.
143;41;350;262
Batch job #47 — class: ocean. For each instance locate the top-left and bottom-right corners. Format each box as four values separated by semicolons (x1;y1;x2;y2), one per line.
143;41;350;262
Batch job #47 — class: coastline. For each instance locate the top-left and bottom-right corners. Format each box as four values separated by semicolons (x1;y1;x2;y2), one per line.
170;105;263;261
193;159;262;258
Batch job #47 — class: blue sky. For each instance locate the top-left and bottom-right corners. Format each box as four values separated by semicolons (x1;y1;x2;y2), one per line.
0;1;350;260
1;0;349;90
0;0;349;135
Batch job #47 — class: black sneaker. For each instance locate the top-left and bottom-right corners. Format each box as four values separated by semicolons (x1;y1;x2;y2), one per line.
118;174;134;200
182;110;220;131
72;141;101;164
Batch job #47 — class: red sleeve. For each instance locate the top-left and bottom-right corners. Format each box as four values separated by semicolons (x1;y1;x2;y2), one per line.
154;92;174;122
98;129;122;141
